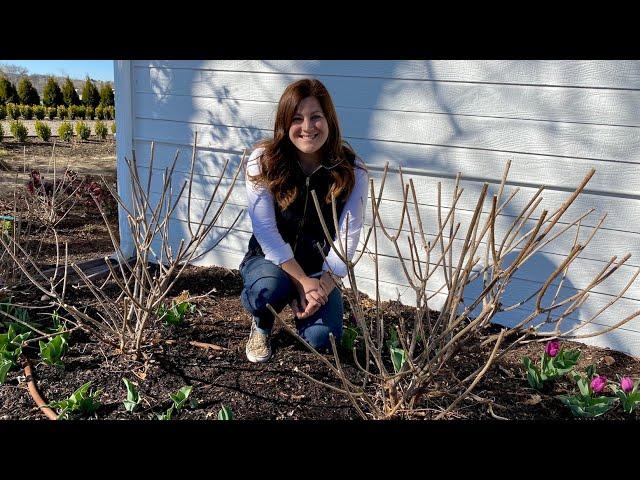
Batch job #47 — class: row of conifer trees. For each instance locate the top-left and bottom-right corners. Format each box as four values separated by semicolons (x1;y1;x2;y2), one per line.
0;76;114;109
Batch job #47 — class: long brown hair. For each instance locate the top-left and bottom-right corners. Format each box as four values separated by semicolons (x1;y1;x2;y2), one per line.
249;78;363;210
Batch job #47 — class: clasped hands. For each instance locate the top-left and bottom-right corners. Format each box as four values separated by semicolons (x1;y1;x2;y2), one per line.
290;272;335;320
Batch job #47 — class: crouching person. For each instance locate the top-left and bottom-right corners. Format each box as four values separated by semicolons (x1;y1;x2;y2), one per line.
239;78;368;363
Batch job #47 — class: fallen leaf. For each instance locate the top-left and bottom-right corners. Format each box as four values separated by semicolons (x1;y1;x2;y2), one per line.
604;355;615;366
523;394;542;406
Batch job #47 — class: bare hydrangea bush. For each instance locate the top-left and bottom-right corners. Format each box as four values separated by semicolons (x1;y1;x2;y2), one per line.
269;161;640;419
1;136;244;356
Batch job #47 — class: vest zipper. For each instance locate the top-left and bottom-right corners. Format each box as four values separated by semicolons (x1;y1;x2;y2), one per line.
293;175;311;255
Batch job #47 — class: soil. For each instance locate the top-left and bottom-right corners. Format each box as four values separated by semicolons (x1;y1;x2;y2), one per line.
1;139;640;421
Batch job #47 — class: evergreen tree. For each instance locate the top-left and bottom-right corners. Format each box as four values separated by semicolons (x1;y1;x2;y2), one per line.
17;78;40;105
42;77;64;107
0;77;18;105
82;77;100;108
99;82;115;107
62;77;80;107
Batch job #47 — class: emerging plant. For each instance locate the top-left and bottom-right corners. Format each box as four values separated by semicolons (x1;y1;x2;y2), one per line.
57;121;72;142
341;324;360;351
521;340;580;390
0;323;30;384
156;290;196;326
110;121;116;135
0;137;244;356
34;120;51;142
46;381;103;420
82;177;117;215
218;404;233;420
558;366;618;417
157;385;193;420
269;162;640;419
9;120;28;142
38;329;69;368
122;377;141;412
610;376;640;413
46;107;56;120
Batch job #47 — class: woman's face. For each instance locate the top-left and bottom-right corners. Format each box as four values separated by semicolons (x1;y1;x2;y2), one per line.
288;96;329;157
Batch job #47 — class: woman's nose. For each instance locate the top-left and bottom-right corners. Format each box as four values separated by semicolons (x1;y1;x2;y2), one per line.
303;117;313;131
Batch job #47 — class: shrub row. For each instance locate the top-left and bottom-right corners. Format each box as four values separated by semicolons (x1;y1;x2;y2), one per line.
2;77;115;109
0;103;115;121
0;119;116;143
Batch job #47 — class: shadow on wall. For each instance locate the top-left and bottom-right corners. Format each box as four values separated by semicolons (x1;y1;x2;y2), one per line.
133;60;636;350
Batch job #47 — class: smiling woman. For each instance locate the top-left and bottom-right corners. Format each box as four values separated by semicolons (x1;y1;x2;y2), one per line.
238;78;369;364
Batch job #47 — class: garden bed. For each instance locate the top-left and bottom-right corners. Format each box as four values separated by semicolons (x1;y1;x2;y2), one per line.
1;140;639;420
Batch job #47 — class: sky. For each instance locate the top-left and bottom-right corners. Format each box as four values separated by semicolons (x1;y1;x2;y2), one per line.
0;60;114;82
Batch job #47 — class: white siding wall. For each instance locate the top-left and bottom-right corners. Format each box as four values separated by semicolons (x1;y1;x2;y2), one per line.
115;60;640;357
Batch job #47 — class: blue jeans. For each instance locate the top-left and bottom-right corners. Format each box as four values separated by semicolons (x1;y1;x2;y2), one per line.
239;255;343;351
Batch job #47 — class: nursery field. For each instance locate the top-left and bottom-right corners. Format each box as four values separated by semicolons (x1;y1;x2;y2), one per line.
1;139;640;421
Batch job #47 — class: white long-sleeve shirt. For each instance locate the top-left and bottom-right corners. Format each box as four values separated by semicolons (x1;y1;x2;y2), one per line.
245;147;368;278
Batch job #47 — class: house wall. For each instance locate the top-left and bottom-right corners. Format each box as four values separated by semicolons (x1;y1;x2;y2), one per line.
115;60;640;356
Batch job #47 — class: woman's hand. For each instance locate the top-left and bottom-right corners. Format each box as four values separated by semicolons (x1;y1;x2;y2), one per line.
290;277;328;319
301;277;329;306
319;271;337;295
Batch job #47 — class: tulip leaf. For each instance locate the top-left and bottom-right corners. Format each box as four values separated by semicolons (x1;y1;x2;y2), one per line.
122;378;140;412
218;404;233;420
0;358;12;384
169;385;193;410
389;345;407;374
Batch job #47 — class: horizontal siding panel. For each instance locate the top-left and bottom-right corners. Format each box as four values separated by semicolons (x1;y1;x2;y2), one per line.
155;193;640;300
135;94;640;164
134;67;640;126
132;60;640;90
132;128;640;198
355;252;640;333
132;140;640;235
137;161;640;268
351;275;640;350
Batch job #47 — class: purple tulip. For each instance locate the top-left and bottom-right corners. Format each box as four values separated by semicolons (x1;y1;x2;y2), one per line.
621;377;634;393
545;340;560;358
590;375;607;394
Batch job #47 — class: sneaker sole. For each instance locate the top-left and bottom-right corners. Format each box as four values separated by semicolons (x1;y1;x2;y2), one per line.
245;344;272;363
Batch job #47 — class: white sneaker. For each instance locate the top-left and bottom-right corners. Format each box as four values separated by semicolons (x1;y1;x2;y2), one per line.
245;322;272;363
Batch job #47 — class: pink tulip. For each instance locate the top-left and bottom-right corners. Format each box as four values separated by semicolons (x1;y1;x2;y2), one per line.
545;340;560;358
590;375;607;394
621;377;634;393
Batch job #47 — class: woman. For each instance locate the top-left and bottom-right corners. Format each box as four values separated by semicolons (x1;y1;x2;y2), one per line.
239;78;369;363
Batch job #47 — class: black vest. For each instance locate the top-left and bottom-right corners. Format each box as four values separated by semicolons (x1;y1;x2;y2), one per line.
243;155;354;274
